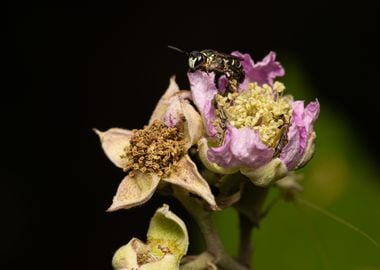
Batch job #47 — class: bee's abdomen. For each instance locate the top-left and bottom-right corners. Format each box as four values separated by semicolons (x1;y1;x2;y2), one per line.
232;68;245;83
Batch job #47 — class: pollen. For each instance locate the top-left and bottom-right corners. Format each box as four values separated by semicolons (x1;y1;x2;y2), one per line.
214;81;293;147
122;120;185;177
137;250;158;265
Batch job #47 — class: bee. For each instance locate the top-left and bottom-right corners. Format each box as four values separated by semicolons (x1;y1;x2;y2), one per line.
168;46;245;93
168;46;246;145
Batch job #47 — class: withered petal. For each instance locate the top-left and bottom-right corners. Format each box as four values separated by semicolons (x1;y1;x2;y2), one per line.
107;173;160;211
94;128;133;168
149;76;180;124
181;101;204;149
162;155;217;209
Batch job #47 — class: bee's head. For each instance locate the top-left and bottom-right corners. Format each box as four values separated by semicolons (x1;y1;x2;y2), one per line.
188;51;206;71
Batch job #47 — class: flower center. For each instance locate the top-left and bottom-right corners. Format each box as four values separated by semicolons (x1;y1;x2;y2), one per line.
213;81;293;147
122;120;185;177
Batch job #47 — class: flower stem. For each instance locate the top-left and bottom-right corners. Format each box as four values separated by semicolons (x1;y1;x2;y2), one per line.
235;185;269;269
238;213;254;268
174;187;248;270
180;252;215;270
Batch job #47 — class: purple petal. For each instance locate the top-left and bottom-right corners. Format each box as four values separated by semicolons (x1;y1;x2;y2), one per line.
188;71;218;137
218;75;229;93
280;100;320;170
163;113;178;127
232;51;285;89
278;123;302;171
207;126;274;170
162;96;182;127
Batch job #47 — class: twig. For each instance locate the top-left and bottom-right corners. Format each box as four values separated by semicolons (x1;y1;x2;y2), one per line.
174;187;248;270
296;197;379;247
180;252;215;270
235;185;269;268
237;213;254;268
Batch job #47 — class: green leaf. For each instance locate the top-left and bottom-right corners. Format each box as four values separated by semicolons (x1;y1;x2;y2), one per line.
240;158;287;187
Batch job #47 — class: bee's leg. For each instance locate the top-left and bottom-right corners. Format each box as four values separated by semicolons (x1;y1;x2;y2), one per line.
236;69;245;84
212;95;228;145
273;125;289;158
226;79;238;94
213;72;222;88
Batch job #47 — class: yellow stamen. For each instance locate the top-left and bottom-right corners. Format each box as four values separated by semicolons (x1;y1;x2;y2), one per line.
214;82;292;147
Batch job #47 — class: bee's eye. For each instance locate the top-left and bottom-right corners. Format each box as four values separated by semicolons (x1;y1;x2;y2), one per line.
189;52;205;69
195;54;205;67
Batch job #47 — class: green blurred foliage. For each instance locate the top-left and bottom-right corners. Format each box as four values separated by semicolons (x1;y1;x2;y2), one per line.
213;56;380;269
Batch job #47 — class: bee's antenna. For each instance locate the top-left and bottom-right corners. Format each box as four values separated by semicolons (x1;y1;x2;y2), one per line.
167;45;189;55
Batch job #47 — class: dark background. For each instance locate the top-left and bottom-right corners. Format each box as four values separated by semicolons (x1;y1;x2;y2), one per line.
4;1;379;269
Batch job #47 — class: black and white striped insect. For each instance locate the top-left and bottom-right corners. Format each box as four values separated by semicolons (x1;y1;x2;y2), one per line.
168;46;245;92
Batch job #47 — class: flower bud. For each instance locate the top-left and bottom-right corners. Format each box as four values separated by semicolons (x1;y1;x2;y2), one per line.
112;204;188;270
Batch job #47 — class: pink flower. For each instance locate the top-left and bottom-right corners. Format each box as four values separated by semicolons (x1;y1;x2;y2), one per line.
189;52;319;186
